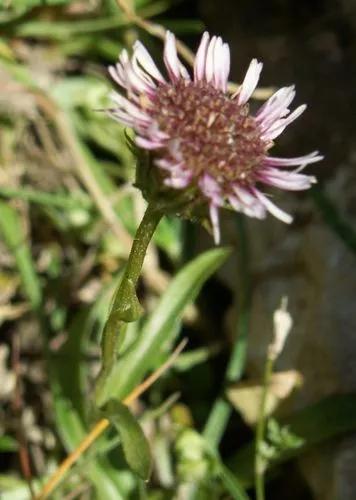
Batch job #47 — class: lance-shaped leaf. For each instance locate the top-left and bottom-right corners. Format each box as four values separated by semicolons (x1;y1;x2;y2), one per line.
104;400;152;481
103;247;231;402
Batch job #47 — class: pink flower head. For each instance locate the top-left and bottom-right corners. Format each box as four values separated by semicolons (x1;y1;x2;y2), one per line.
108;32;322;243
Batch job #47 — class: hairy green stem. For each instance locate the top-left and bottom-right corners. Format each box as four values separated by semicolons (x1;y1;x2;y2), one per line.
95;202;163;406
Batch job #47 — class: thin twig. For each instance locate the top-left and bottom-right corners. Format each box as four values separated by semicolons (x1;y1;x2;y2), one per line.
35;339;187;500
124;338;187;406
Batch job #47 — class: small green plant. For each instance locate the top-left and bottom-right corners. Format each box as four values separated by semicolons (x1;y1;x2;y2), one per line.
1;2;355;500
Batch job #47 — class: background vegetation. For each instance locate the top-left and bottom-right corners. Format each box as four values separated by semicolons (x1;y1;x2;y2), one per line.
1;1;356;499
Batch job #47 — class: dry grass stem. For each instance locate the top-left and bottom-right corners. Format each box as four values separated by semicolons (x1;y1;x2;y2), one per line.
35;339;187;499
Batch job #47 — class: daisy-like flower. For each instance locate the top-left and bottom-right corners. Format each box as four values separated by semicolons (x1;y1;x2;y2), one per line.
108;32;322;243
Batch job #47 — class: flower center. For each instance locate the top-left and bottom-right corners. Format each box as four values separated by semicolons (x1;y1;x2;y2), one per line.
151;80;267;187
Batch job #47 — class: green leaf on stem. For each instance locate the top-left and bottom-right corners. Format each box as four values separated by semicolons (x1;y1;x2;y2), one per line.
104;400;152;481
104;247;231;402
111;278;143;323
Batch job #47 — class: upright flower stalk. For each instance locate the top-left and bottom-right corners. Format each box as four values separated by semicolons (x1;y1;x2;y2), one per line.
95;203;163;406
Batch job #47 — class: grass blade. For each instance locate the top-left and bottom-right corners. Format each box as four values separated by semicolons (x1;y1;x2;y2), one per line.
103;247;231;402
